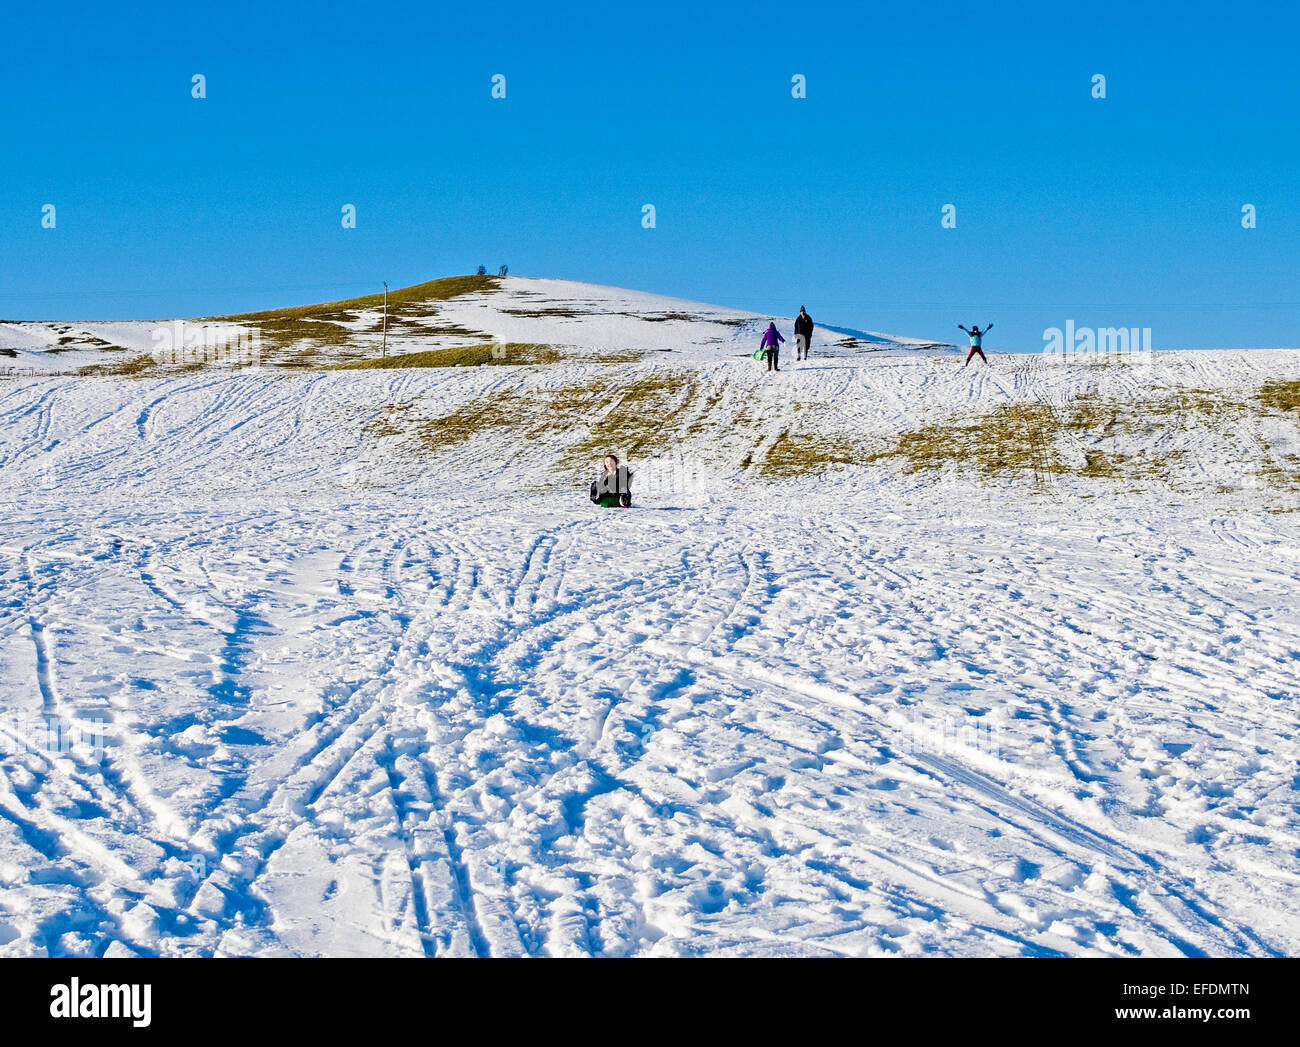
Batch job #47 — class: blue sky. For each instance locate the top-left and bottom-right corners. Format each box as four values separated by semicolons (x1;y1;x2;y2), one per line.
2;0;1297;350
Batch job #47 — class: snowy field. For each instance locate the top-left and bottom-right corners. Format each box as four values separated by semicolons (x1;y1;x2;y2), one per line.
2;279;1299;957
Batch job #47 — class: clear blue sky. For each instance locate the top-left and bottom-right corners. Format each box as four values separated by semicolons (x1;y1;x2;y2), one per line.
2;0;1297;350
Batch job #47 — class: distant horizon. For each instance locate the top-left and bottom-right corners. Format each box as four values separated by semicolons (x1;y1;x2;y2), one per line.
3;269;1299;356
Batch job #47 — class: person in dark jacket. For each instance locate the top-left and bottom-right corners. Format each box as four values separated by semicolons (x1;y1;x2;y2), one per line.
590;453;632;507
794;307;814;360
759;322;785;372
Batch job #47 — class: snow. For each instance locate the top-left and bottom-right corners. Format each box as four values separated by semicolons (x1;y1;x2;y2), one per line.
1;279;1299;957
0;277;940;373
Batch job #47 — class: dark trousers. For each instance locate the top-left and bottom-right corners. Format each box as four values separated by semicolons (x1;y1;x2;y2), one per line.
766;347;780;371
965;346;987;365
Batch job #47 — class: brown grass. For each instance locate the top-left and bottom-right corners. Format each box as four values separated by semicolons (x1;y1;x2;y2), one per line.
863;384;1300;491
213;274;500;322
761;430;862;478
208;275;503;364
1257;379;1300;414
359;369;700;485
335;343;565;370
76;354;158;377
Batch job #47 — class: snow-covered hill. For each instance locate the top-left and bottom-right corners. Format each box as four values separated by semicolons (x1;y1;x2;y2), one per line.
1;276;1299;957
0;276;945;374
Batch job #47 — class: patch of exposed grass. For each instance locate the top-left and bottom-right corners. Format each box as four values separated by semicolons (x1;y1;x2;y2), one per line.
77;354;158;377
340;345;492;370
762;430;864;478
560;371;694;469
335;343;565;370
866;385;1300;491
0;348;16;359
419;321;496;340
1258;379;1300;414
256;318;354;350
362;314;492;341
362;369;698;483
273;344;325;369
211;275;503;364
498;306;720;325
639;312;705;323
493;343;567;365
362;402;415;440
1251;380;1300;491
215;274;500;322
56;333;122;351
589;349;645;364
1143;388;1236;421
870;402;1069;482
500;306;583;319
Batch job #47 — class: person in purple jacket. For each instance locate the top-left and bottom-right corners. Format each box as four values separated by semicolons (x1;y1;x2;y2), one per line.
759;322;785;372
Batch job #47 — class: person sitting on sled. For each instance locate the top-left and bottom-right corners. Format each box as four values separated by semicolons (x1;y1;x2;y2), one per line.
590;453;632;508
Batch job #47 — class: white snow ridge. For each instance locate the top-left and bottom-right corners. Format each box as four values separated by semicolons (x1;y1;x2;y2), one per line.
1;275;1299;957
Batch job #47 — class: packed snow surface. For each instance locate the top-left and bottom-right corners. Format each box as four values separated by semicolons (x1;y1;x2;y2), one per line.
1;279;1299;957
